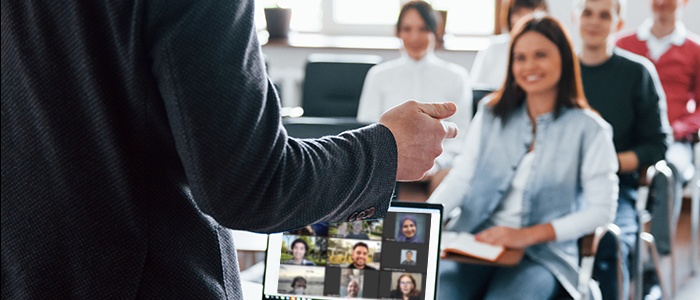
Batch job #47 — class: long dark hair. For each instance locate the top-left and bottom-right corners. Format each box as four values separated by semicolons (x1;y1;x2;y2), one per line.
396;1;437;36
490;14;588;122
502;0;549;31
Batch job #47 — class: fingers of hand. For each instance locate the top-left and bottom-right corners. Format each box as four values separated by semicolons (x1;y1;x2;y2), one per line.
442;121;458;139
417;102;457;119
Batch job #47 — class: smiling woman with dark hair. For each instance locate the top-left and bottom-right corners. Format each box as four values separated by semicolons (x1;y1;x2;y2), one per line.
429;14;618;299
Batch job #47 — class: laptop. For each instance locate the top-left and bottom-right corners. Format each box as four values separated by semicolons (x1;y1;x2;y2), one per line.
262;201;443;300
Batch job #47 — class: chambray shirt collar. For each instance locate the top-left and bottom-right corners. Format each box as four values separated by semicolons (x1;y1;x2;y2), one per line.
521;104;557;125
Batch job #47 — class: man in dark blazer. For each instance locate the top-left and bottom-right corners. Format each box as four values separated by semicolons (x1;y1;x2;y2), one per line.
1;0;457;299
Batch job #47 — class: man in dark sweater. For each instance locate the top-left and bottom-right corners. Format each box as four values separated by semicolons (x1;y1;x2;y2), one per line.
574;0;672;299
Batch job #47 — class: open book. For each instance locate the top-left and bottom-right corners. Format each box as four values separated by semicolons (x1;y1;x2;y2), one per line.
440;231;505;262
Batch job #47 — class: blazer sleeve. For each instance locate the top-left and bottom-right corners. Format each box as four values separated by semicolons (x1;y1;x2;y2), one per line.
144;0;397;232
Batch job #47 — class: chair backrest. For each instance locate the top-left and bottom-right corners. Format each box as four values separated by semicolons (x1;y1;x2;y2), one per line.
283;117;370;139
301;54;382;118
644;161;682;255
471;89;495;117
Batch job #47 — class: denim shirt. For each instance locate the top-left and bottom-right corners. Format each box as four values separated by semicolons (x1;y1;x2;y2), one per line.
429;103;618;298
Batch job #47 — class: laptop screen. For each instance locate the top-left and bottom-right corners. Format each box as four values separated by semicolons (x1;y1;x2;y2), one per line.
262;202;443;300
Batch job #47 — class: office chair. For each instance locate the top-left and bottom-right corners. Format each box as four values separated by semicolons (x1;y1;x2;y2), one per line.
633;161;682;300
585;224;624;300
471;89;495;117
300;53;382;118
556;224;622;300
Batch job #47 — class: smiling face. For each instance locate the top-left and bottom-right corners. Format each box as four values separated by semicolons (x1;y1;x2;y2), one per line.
398;275;415;295
398;8;434;61
577;0;621;49
292;242;306;261
351;245;369;268
512;31;562;98
347;280;359;297
401;219;417;239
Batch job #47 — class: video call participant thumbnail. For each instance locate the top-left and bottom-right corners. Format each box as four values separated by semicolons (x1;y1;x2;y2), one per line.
346;220;370;240
282;238;316;266
289;276;307;295
401;250;417;266
348;242;376;270
384;272;423;300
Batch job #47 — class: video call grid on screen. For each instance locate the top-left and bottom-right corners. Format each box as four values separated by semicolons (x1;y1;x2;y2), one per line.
263;205;442;300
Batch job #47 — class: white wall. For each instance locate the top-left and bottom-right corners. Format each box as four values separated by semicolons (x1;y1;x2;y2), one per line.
264;0;699;107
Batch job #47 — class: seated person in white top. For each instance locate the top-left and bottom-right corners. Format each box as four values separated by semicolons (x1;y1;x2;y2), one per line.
357;1;472;182
429;15;618;299
470;0;549;91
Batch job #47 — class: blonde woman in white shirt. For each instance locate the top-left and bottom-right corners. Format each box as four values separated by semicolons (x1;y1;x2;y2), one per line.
357;1;472;184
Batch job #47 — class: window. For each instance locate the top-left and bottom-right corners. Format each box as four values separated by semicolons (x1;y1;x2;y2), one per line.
255;0;497;37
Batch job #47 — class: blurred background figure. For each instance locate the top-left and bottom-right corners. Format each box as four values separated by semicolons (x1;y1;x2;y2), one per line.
357;0;473;187
573;0;671;298
617;0;699;183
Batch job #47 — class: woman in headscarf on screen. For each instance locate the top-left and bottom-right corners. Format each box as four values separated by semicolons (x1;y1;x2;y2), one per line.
396;214;422;243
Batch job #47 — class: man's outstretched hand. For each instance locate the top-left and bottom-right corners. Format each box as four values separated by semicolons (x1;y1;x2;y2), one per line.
379;101;458;181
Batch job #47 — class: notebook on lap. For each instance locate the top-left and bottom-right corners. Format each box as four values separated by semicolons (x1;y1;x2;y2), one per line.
262;201;443;300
